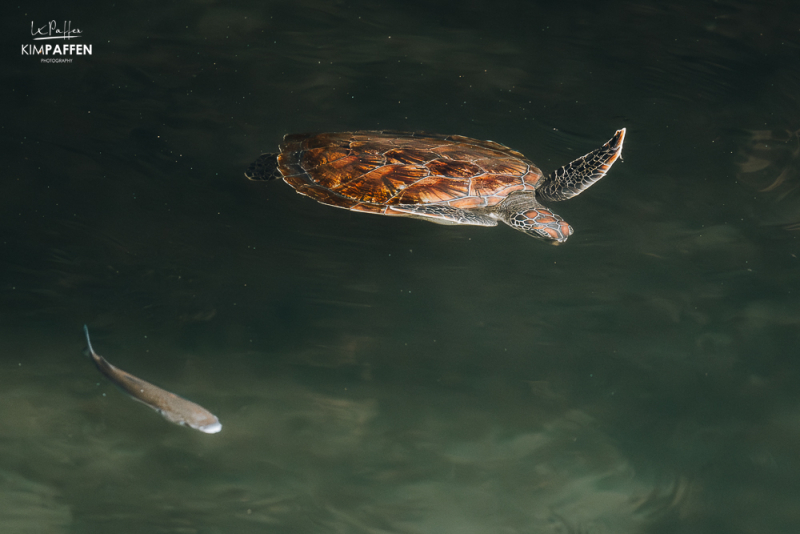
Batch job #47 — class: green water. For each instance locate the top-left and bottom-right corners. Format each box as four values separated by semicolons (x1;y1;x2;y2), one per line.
3;1;800;532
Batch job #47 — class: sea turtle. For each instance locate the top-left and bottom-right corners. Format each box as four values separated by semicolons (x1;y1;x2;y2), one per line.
245;129;625;243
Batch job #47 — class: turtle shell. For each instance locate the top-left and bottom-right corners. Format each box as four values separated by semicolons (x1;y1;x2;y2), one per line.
276;131;542;215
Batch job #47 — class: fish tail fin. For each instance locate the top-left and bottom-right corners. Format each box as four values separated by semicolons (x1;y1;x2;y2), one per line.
83;324;96;356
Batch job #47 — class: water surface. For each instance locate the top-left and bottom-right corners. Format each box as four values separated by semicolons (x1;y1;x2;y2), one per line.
3;1;800;532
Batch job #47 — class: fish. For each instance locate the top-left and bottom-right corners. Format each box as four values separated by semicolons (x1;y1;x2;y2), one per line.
83;325;222;434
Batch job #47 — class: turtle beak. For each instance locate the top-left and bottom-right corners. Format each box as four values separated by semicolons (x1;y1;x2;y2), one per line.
526;223;573;244
547;235;569;245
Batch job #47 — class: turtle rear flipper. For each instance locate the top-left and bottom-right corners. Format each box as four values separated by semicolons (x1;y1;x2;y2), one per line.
245;153;282;181
538;129;626;202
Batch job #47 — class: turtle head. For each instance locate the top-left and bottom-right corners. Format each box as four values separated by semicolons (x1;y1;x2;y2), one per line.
509;207;574;244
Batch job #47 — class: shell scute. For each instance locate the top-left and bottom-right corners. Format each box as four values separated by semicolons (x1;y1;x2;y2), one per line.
336;165;428;203
427;159;483;178
475;157;532;177
385;148;434;165
389;137;445;150
300;146;351;171
350;140;393;155
283;174;309;189
379;164;430;185
391;177;470;205
277;150;306;177
433;145;485;162
471;174;523;197
312;154;385;189
298;184;357;208
336;177;395;204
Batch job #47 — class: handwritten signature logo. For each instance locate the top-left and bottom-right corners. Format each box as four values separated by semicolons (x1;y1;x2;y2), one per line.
31;20;83;40
22;21;92;62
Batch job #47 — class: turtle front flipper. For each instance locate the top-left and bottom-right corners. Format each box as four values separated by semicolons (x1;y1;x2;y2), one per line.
388;204;498;227
245;153;282;181
537;129;625;202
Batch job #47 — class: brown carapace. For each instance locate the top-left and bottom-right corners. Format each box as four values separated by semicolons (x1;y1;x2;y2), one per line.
246;129;625;243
